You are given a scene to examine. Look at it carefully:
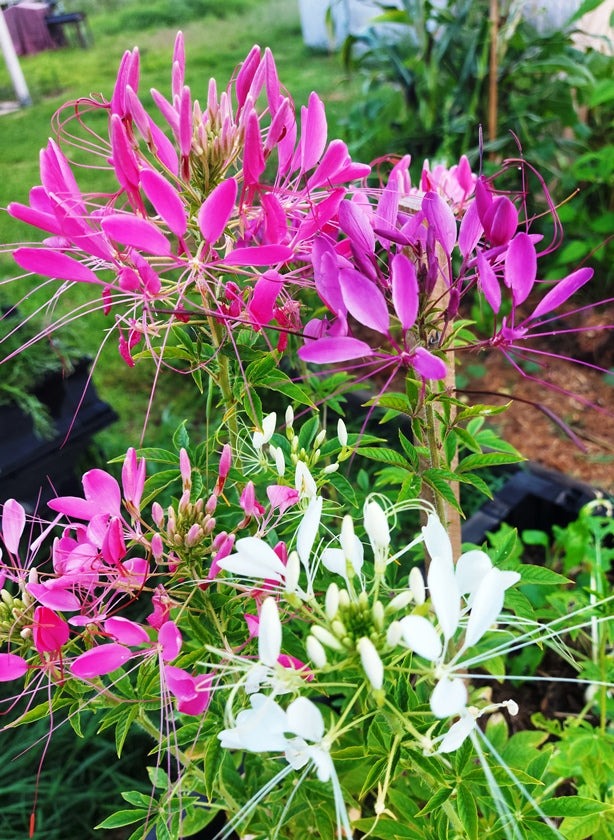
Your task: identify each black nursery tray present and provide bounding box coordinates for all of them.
[461,462,606,545]
[0,359,117,510]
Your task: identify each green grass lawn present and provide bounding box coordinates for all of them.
[0,0,363,454]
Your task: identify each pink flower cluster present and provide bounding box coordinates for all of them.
[0,436,312,715]
[8,34,370,364]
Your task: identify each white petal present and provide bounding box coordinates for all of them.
[295,461,317,499]
[427,554,460,642]
[409,566,426,605]
[296,495,322,565]
[422,512,453,568]
[286,696,325,742]
[437,713,476,753]
[430,677,467,719]
[321,547,348,581]
[218,693,288,752]
[399,614,443,661]
[463,567,519,649]
[455,550,492,600]
[258,596,282,667]
[218,536,286,581]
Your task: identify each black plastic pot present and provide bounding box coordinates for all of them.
[0,358,117,510]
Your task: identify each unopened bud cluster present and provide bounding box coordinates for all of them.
[0,587,33,646]
[307,581,417,700]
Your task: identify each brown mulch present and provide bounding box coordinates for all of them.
[459,303,614,493]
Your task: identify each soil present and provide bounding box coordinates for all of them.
[459,302,614,494]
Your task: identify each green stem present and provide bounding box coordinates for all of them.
[207,314,239,450]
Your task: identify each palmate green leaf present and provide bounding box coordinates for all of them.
[414,786,453,817]
[96,808,150,829]
[398,429,420,469]
[455,784,478,840]
[115,705,140,757]
[359,756,388,799]
[351,816,424,839]
[245,353,278,384]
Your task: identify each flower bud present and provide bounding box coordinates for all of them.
[311,624,344,652]
[386,620,403,647]
[285,405,294,430]
[152,502,165,528]
[325,583,339,620]
[372,600,385,631]
[409,566,426,606]
[337,418,348,448]
[306,634,327,668]
[179,448,192,488]
[387,591,414,613]
[322,463,339,475]
[284,550,301,595]
[357,636,384,691]
[314,429,326,449]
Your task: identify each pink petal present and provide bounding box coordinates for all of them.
[299,92,327,173]
[391,253,419,330]
[158,620,182,662]
[197,177,237,245]
[140,168,187,237]
[422,191,457,255]
[458,200,483,257]
[412,347,448,380]
[7,201,63,236]
[339,269,389,334]
[477,249,501,313]
[110,114,140,190]
[101,214,171,256]
[505,232,536,306]
[529,267,594,321]
[27,582,81,612]
[248,270,283,326]
[243,110,266,186]
[338,199,375,257]
[298,336,372,364]
[0,652,28,681]
[83,469,122,516]
[221,244,293,266]
[266,485,299,514]
[47,495,98,520]
[104,616,150,646]
[70,643,132,678]
[32,606,70,654]
[307,138,349,189]
[236,45,262,107]
[13,247,101,284]
[2,499,26,554]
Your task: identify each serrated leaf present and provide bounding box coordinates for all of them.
[172,421,190,451]
[326,471,358,507]
[454,426,481,453]
[141,469,180,505]
[122,790,155,809]
[356,446,412,469]
[456,784,478,840]
[458,452,524,473]
[415,786,453,817]
[398,429,419,469]
[517,565,571,586]
[365,392,413,415]
[260,372,314,406]
[422,470,462,512]
[115,706,139,757]
[540,797,609,818]
[245,354,278,383]
[359,756,388,799]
